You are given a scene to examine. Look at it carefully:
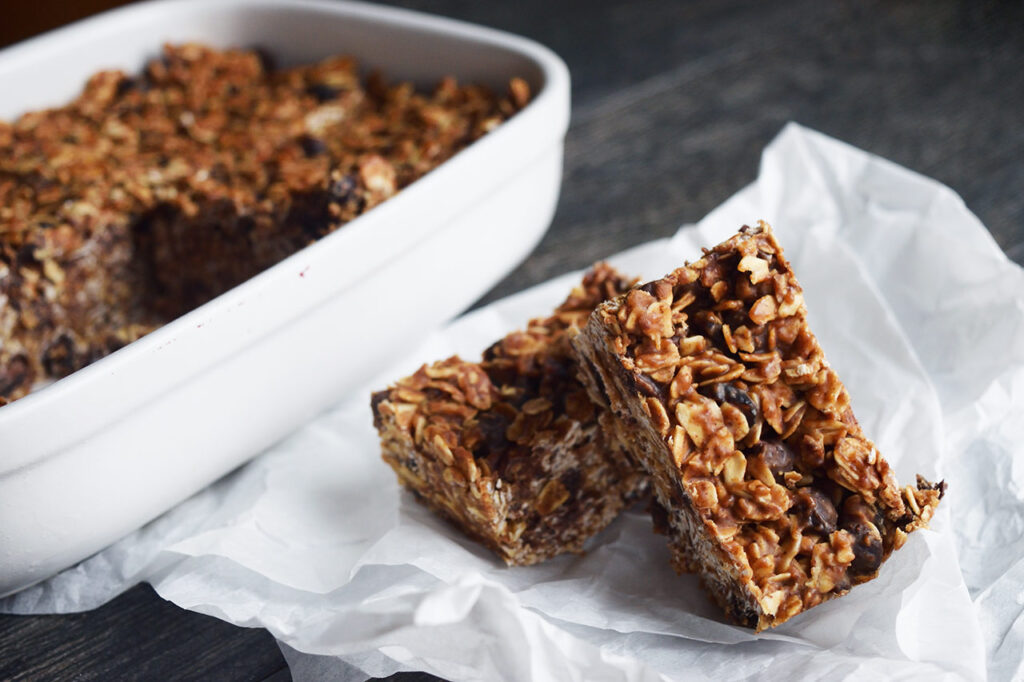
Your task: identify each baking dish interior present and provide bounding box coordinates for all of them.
[0,0,569,470]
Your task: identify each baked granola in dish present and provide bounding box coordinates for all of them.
[572,221,944,630]
[0,43,528,402]
[371,264,650,565]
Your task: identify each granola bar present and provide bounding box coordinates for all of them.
[0,43,528,401]
[572,222,944,630]
[371,265,649,565]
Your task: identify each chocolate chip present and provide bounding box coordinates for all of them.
[705,382,727,403]
[632,371,665,400]
[795,488,837,534]
[0,354,32,398]
[918,476,948,499]
[481,360,517,390]
[115,76,150,97]
[561,468,582,495]
[481,339,501,363]
[845,520,884,576]
[236,215,255,235]
[370,390,389,429]
[638,279,672,300]
[832,573,852,594]
[540,357,572,396]
[16,243,37,267]
[41,334,76,377]
[840,495,885,576]
[692,311,722,341]
[306,83,341,102]
[299,135,327,157]
[705,382,758,422]
[115,77,136,97]
[721,309,750,331]
[329,174,357,203]
[751,439,796,477]
[476,410,512,455]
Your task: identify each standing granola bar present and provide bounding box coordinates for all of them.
[371,265,649,565]
[572,222,944,630]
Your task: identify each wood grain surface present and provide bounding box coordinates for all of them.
[1,0,1022,679]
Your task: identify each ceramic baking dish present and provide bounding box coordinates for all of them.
[0,0,569,596]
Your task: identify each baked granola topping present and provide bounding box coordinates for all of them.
[0,43,528,401]
[372,264,649,565]
[572,221,944,630]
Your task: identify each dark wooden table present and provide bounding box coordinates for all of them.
[2,0,1022,679]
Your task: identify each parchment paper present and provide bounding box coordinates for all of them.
[6,124,1023,681]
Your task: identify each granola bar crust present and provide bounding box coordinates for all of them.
[0,43,528,401]
[371,265,649,566]
[572,222,944,630]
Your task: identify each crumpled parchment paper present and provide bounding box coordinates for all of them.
[5,123,1023,682]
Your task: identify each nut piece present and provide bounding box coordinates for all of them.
[748,295,778,326]
[794,488,838,535]
[738,255,771,284]
[508,77,531,109]
[358,154,397,200]
[535,479,570,515]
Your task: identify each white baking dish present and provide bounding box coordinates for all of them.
[0,0,569,596]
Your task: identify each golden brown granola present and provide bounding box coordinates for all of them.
[371,264,649,565]
[0,43,528,401]
[572,221,944,630]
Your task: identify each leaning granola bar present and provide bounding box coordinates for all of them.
[572,222,944,630]
[371,265,649,565]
